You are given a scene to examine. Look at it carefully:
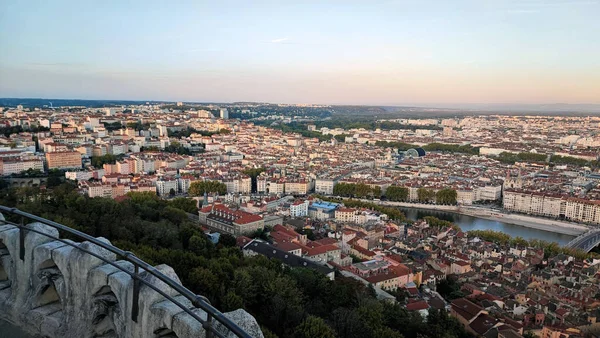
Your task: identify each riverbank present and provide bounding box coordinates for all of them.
[459,208,588,236]
[340,198,590,236]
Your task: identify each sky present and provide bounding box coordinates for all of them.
[1,0,599,106]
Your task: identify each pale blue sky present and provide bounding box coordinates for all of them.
[1,0,599,105]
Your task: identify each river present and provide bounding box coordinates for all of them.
[397,207,576,246]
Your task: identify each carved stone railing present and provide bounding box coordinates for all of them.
[0,206,263,338]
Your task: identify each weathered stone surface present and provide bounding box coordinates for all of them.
[218,309,265,338]
[0,213,263,338]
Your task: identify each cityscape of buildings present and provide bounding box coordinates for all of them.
[0,102,599,337]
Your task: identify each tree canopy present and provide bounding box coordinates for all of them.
[188,180,227,196]
[435,188,457,205]
[0,183,471,338]
[385,186,409,202]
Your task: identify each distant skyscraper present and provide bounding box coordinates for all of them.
[220,108,229,119]
[176,102,183,107]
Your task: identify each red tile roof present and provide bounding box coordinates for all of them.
[406,300,429,311]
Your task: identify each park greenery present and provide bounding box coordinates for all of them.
[497,152,599,167]
[254,121,333,142]
[333,134,351,142]
[374,141,479,155]
[496,152,547,164]
[168,127,232,138]
[126,121,151,131]
[0,183,471,338]
[374,141,419,151]
[91,154,122,168]
[163,141,193,155]
[188,180,227,196]
[422,143,479,155]
[0,125,50,137]
[550,154,599,167]
[103,121,123,131]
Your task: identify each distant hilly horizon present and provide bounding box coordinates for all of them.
[1,97,600,114]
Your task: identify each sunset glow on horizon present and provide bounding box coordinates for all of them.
[1,0,599,106]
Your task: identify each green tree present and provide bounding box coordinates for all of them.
[435,188,457,205]
[386,186,409,202]
[293,316,336,338]
[219,234,237,247]
[371,186,382,198]
[417,188,435,203]
[188,180,227,196]
[333,182,355,197]
[91,154,119,168]
[221,291,244,312]
[354,183,373,198]
[168,197,198,213]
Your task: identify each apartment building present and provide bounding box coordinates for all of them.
[315,179,335,195]
[503,191,563,218]
[289,200,309,218]
[199,204,264,236]
[335,208,357,222]
[564,198,600,224]
[0,158,44,175]
[156,178,178,196]
[285,180,309,195]
[45,151,82,170]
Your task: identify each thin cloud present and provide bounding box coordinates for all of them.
[506,9,541,14]
[27,62,85,67]
[270,37,289,44]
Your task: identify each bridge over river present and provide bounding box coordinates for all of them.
[565,228,600,252]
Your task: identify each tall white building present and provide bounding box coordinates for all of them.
[290,200,309,218]
[220,108,229,120]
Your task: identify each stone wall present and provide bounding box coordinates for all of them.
[0,213,263,338]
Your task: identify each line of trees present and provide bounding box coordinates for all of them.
[188,180,227,196]
[550,154,598,167]
[497,152,547,164]
[385,186,409,201]
[435,188,458,205]
[415,188,457,205]
[0,125,50,137]
[417,188,435,203]
[333,182,381,198]
[422,143,479,155]
[374,141,418,151]
[374,141,479,155]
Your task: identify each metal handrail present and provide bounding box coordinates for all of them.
[0,206,253,338]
